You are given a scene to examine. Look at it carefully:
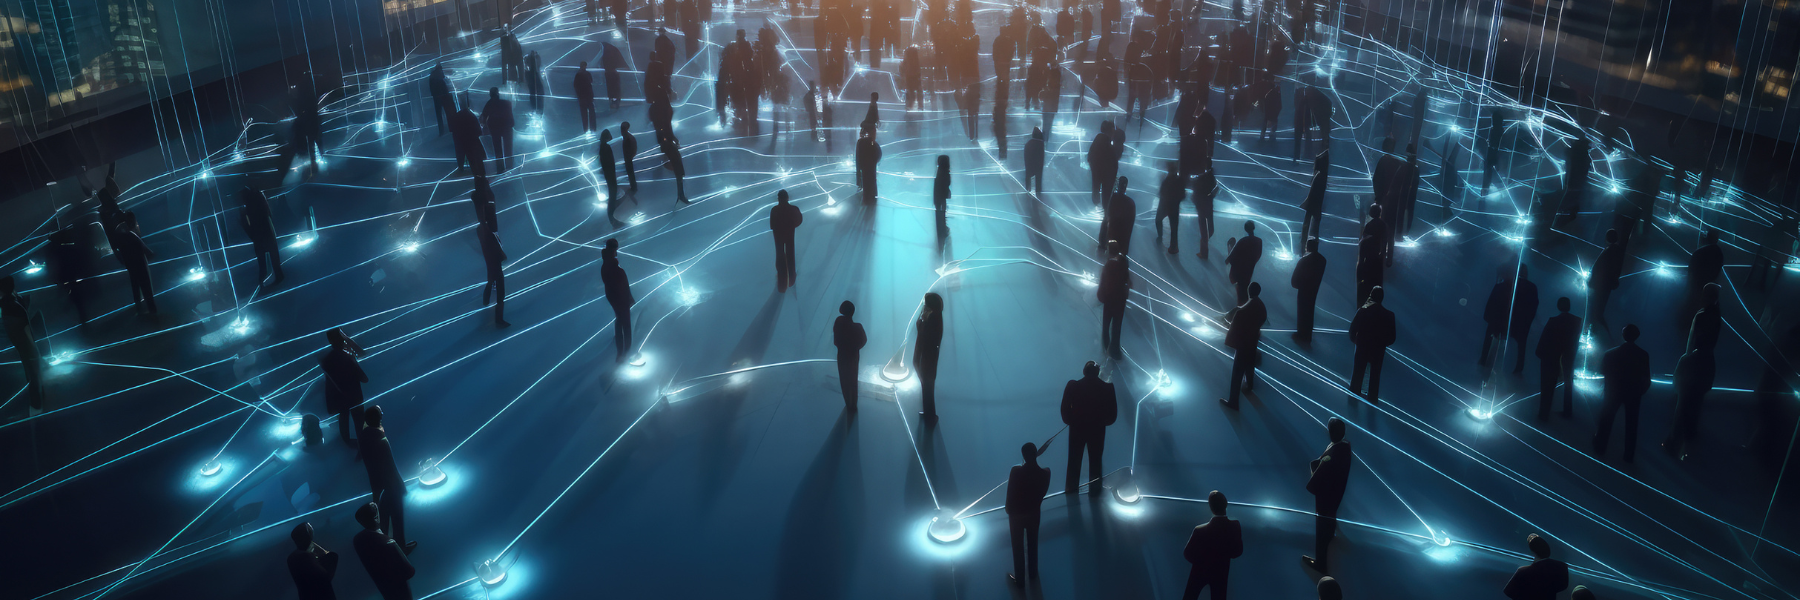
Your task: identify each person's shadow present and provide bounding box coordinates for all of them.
[772,412,864,598]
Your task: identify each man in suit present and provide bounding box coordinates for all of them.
[862,92,881,131]
[574,62,596,133]
[1098,241,1132,357]
[1,277,44,414]
[429,64,454,136]
[1099,176,1137,254]
[1372,136,1403,209]
[359,406,415,554]
[1291,237,1326,341]
[482,87,516,172]
[620,122,640,191]
[450,94,484,174]
[602,239,634,362]
[239,187,285,287]
[1503,534,1569,600]
[1192,167,1218,259]
[1061,361,1118,495]
[1662,342,1715,461]
[834,301,867,412]
[1535,297,1582,420]
[1005,442,1052,586]
[1155,163,1186,254]
[478,217,508,328]
[1181,490,1244,600]
[1594,324,1652,462]
[1348,286,1396,403]
[1225,220,1263,307]
[769,190,803,291]
[856,129,882,201]
[1362,201,1391,268]
[1687,283,1722,352]
[352,502,415,600]
[1219,282,1266,410]
[114,211,157,315]
[1301,154,1328,240]
[1024,127,1046,196]
[1508,266,1540,375]
[288,522,339,600]
[1588,229,1625,327]
[1688,229,1724,289]
[1303,417,1353,574]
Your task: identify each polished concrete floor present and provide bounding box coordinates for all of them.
[3,2,1799,599]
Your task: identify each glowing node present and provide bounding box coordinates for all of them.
[676,287,702,307]
[1273,250,1295,260]
[198,170,212,180]
[419,457,448,488]
[927,510,966,544]
[397,157,411,168]
[1435,228,1455,238]
[24,261,43,275]
[538,149,553,160]
[1180,311,1195,323]
[880,348,910,382]
[1432,530,1453,546]
[48,351,75,366]
[199,459,223,477]
[1078,271,1097,287]
[1114,471,1141,503]
[1153,370,1175,395]
[292,234,317,248]
[375,120,387,132]
[1611,186,1621,194]
[230,318,253,335]
[187,267,207,282]
[1467,408,1493,420]
[1449,125,1462,134]
[826,196,837,206]
[628,352,648,367]
[399,241,421,254]
[476,559,509,587]
[1514,216,1530,225]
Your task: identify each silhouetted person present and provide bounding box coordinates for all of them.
[1479,266,1512,367]
[1193,168,1217,258]
[450,95,484,173]
[1089,123,1117,200]
[1291,237,1325,341]
[1594,324,1651,462]
[1317,576,1344,600]
[1219,282,1266,409]
[429,64,453,136]
[856,129,882,201]
[770,190,803,290]
[288,523,339,600]
[574,61,597,133]
[1373,137,1403,208]
[482,87,515,172]
[1662,343,1714,461]
[1688,283,1722,353]
[599,130,620,220]
[526,51,544,111]
[1225,221,1262,306]
[1503,534,1569,600]
[360,405,414,553]
[1155,162,1185,254]
[352,502,415,600]
[620,122,639,191]
[1348,286,1396,403]
[1301,158,1327,240]
[1181,490,1243,600]
[1023,127,1046,196]
[115,211,157,315]
[1098,241,1131,357]
[240,187,285,286]
[1588,229,1625,327]
[1005,441,1051,586]
[1363,202,1391,267]
[319,328,367,448]
[1573,586,1596,600]
[1303,417,1353,573]
[933,155,952,222]
[915,293,944,423]
[1,277,44,415]
[660,133,690,203]
[601,239,634,362]
[1536,297,1581,420]
[834,301,867,412]
[1482,111,1506,194]
[1061,360,1118,494]
[1508,266,1540,375]
[1099,176,1137,254]
[1688,229,1724,289]
[863,92,880,130]
[478,218,509,327]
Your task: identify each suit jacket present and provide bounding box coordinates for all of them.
[429,70,450,100]
[621,130,638,164]
[833,316,866,357]
[1302,170,1327,213]
[1307,440,1352,507]
[601,258,633,307]
[450,109,483,145]
[478,224,506,267]
[1024,136,1046,173]
[1535,312,1581,361]
[1502,558,1569,600]
[319,348,367,414]
[1105,191,1137,241]
[1483,281,1513,329]
[573,69,594,100]
[288,546,339,600]
[360,426,406,494]
[1225,234,1262,283]
[1291,251,1326,294]
[353,529,415,600]
[1591,243,1624,290]
[770,203,803,239]
[1183,516,1244,576]
[1601,341,1651,401]
[1373,153,1404,204]
[1510,278,1539,338]
[1687,304,1721,352]
[1349,302,1395,349]
[1688,243,1724,286]
[598,142,617,179]
[240,191,279,246]
[482,97,515,133]
[1061,374,1119,434]
[1004,463,1052,517]
[1225,297,1266,351]
[1097,255,1131,306]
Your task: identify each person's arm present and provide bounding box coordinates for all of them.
[1061,381,1076,425]
[1501,567,1524,599]
[389,540,416,579]
[1183,527,1203,564]
[1227,521,1244,558]
[1101,381,1118,426]
[318,546,339,577]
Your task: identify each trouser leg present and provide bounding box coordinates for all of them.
[838,360,858,409]
[1087,433,1104,492]
[1350,351,1368,397]
[611,302,632,358]
[1368,350,1385,402]
[1538,360,1558,419]
[1315,511,1337,567]
[1010,518,1027,576]
[1622,398,1640,462]
[1066,437,1087,492]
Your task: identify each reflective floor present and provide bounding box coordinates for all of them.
[3,2,1798,599]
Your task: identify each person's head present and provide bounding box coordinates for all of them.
[601,129,613,143]
[1117,176,1129,191]
[736,28,746,40]
[1605,229,1619,244]
[123,211,139,227]
[1249,282,1261,298]
[1369,286,1385,304]
[1101,120,1115,134]
[1083,360,1099,377]
[1244,220,1256,235]
[604,238,620,254]
[1107,240,1121,256]
[326,327,357,354]
[0,276,15,295]
[1558,296,1571,313]
[1527,533,1552,559]
[924,292,943,312]
[490,86,501,100]
[1305,237,1319,253]
[579,61,587,69]
[1518,264,1530,281]
[355,502,381,530]
[1571,586,1594,600]
[840,300,855,317]
[1208,490,1228,515]
[1704,229,1718,244]
[938,155,950,169]
[1381,137,1395,152]
[778,189,790,204]
[1368,203,1382,218]
[1317,576,1343,600]
[1622,323,1641,343]
[1702,282,1720,306]
[1033,126,1043,140]
[870,91,879,102]
[364,405,384,428]
[291,522,314,549]
[1168,161,1180,175]
[1406,142,1417,156]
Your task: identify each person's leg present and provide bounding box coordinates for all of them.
[1235,278,1248,306]
[1168,209,1180,251]
[611,303,632,358]
[22,354,43,409]
[493,269,506,323]
[785,239,798,286]
[921,371,936,417]
[1593,394,1622,453]
[1622,397,1640,462]
[839,360,858,410]
[1181,571,1205,600]
[1538,360,1557,420]
[1560,354,1576,415]
[1350,350,1368,398]
[1088,433,1104,493]
[1225,349,1246,407]
[1313,510,1335,569]
[256,249,271,284]
[774,238,788,287]
[1025,516,1041,578]
[1511,333,1528,374]
[626,156,638,190]
[1066,435,1085,493]
[386,490,408,546]
[1369,350,1385,402]
[1010,517,1027,577]
[136,267,157,313]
